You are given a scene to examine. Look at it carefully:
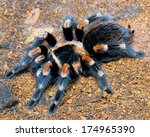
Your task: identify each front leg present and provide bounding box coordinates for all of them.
[28,61,53,109]
[5,47,42,79]
[4,33,53,79]
[48,63,71,114]
[62,16,76,41]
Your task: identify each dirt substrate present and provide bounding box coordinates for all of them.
[0,0,150,120]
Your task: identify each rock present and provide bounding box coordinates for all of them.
[0,81,18,110]
[24,27,54,45]
[24,8,41,25]
[80,115,87,120]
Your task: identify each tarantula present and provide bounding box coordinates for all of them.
[5,12,144,114]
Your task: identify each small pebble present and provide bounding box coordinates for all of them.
[80,116,87,120]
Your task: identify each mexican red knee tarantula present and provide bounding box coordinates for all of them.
[5,12,144,114]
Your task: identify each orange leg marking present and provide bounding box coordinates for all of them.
[43,61,52,76]
[82,55,93,62]
[61,63,70,78]
[36,55,45,62]
[82,55,95,66]
[29,47,41,57]
[93,45,104,52]
[77,20,89,29]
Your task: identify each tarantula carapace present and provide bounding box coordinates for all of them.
[5,12,144,114]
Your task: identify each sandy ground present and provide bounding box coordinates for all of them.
[0,0,150,120]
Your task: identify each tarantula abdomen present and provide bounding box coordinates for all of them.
[82,22,144,61]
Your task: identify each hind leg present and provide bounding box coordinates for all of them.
[123,44,144,58]
[110,44,145,58]
[95,43,145,60]
[100,55,123,63]
[84,44,144,64]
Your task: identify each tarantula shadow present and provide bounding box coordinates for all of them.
[5,12,144,114]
